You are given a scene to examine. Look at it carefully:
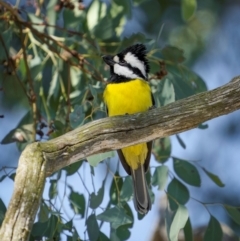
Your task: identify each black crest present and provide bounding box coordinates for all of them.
[119,43,150,74]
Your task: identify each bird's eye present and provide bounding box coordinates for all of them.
[120,60,125,64]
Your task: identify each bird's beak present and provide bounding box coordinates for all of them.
[102,55,115,66]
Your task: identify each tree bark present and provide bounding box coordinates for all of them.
[0,76,240,241]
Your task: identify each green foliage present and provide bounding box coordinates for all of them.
[183,218,193,241]
[181,0,197,21]
[97,206,132,229]
[69,189,86,216]
[1,111,34,148]
[90,183,104,209]
[64,161,83,176]
[49,179,58,199]
[198,123,209,129]
[176,134,187,149]
[204,216,223,241]
[202,167,225,187]
[151,77,175,108]
[169,205,189,241]
[0,0,237,241]
[30,214,63,240]
[109,173,123,205]
[168,178,190,211]
[173,158,201,187]
[120,176,133,202]
[38,201,49,223]
[0,198,6,226]
[69,105,85,129]
[152,165,168,190]
[87,151,115,167]
[87,214,99,241]
[224,206,240,225]
[152,137,171,163]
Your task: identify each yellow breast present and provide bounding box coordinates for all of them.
[103,79,152,116]
[103,79,152,169]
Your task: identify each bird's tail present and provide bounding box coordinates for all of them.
[131,165,152,214]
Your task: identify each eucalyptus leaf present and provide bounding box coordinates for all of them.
[0,174,7,182]
[64,161,83,176]
[173,158,201,187]
[181,0,197,21]
[110,228,121,241]
[167,178,190,211]
[87,151,115,167]
[1,128,17,144]
[183,218,193,241]
[165,206,176,241]
[31,215,59,238]
[161,46,185,63]
[47,215,60,239]
[90,183,104,209]
[69,105,85,129]
[69,190,85,216]
[27,13,45,32]
[29,56,43,81]
[116,225,131,240]
[167,64,207,100]
[49,179,57,199]
[152,137,171,163]
[169,205,188,241]
[1,110,33,144]
[152,165,168,190]
[198,123,209,129]
[9,172,16,181]
[46,0,58,35]
[0,28,12,60]
[204,216,223,241]
[113,0,132,18]
[47,68,60,102]
[120,176,133,202]
[31,221,49,237]
[38,201,49,223]
[202,168,225,187]
[97,206,132,229]
[63,4,84,30]
[0,198,6,226]
[97,231,110,241]
[63,220,73,231]
[160,78,175,106]
[93,16,115,40]
[87,0,107,31]
[121,202,134,229]
[224,205,240,225]
[176,134,186,149]
[86,214,100,241]
[109,174,123,205]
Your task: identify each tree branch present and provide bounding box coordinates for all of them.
[44,76,240,175]
[1,76,240,240]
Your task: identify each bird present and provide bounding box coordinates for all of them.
[102,43,154,214]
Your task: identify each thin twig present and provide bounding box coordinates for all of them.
[18,22,37,140]
[66,63,71,125]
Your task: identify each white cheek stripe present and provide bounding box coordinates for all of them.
[113,55,119,63]
[114,64,142,79]
[124,52,146,78]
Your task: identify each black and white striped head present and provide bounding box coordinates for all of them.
[102,44,150,83]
